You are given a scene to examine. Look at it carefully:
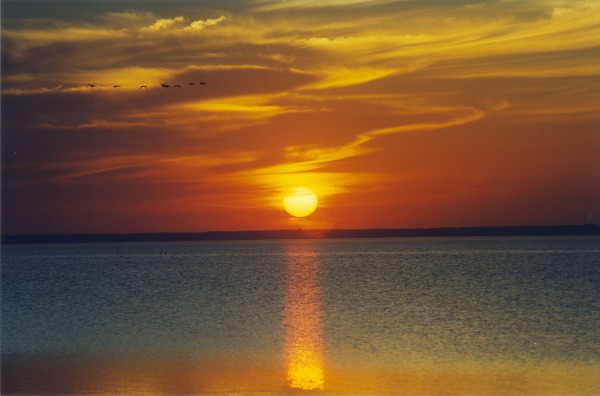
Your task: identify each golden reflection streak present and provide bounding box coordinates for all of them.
[283,244,325,390]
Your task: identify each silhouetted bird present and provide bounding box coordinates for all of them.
[87,84,96,87]
[140,85,148,89]
[200,82,207,85]
[188,82,195,85]
[161,83,170,88]
[173,84,181,88]
[113,85,121,88]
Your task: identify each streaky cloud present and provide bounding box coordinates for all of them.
[141,16,186,32]
[185,16,227,31]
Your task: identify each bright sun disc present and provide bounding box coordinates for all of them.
[283,188,318,217]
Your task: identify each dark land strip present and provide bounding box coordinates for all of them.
[2,224,599,244]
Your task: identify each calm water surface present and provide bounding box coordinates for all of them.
[2,237,599,394]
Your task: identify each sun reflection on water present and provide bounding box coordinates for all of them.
[284,245,325,390]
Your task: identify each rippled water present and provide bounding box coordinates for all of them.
[2,237,599,394]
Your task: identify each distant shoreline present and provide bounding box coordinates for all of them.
[2,224,599,244]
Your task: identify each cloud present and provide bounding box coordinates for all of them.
[179,92,305,116]
[281,103,492,170]
[2,26,129,49]
[140,15,227,34]
[185,16,227,31]
[141,16,186,32]
[251,0,399,12]
[101,10,155,25]
[300,66,397,90]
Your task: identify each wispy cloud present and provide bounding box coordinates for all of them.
[141,16,186,32]
[185,16,227,31]
[140,15,227,33]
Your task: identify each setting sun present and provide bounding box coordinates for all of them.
[283,188,318,218]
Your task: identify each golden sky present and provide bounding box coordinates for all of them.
[2,0,599,234]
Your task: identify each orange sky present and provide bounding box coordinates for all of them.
[2,0,599,234]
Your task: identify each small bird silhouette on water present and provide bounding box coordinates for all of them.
[161,83,170,88]
[87,84,96,87]
[173,84,181,88]
[140,85,148,89]
[112,85,121,88]
[200,81,207,85]
[188,82,195,85]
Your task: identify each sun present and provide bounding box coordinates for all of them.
[283,188,318,217]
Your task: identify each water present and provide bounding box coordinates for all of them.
[2,237,599,395]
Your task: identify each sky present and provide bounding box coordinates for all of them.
[2,0,599,234]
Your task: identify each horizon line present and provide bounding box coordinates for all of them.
[2,224,599,244]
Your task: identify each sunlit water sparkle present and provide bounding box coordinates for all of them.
[2,237,599,394]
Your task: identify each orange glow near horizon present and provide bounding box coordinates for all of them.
[283,244,325,390]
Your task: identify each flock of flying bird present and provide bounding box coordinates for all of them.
[86,81,207,89]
